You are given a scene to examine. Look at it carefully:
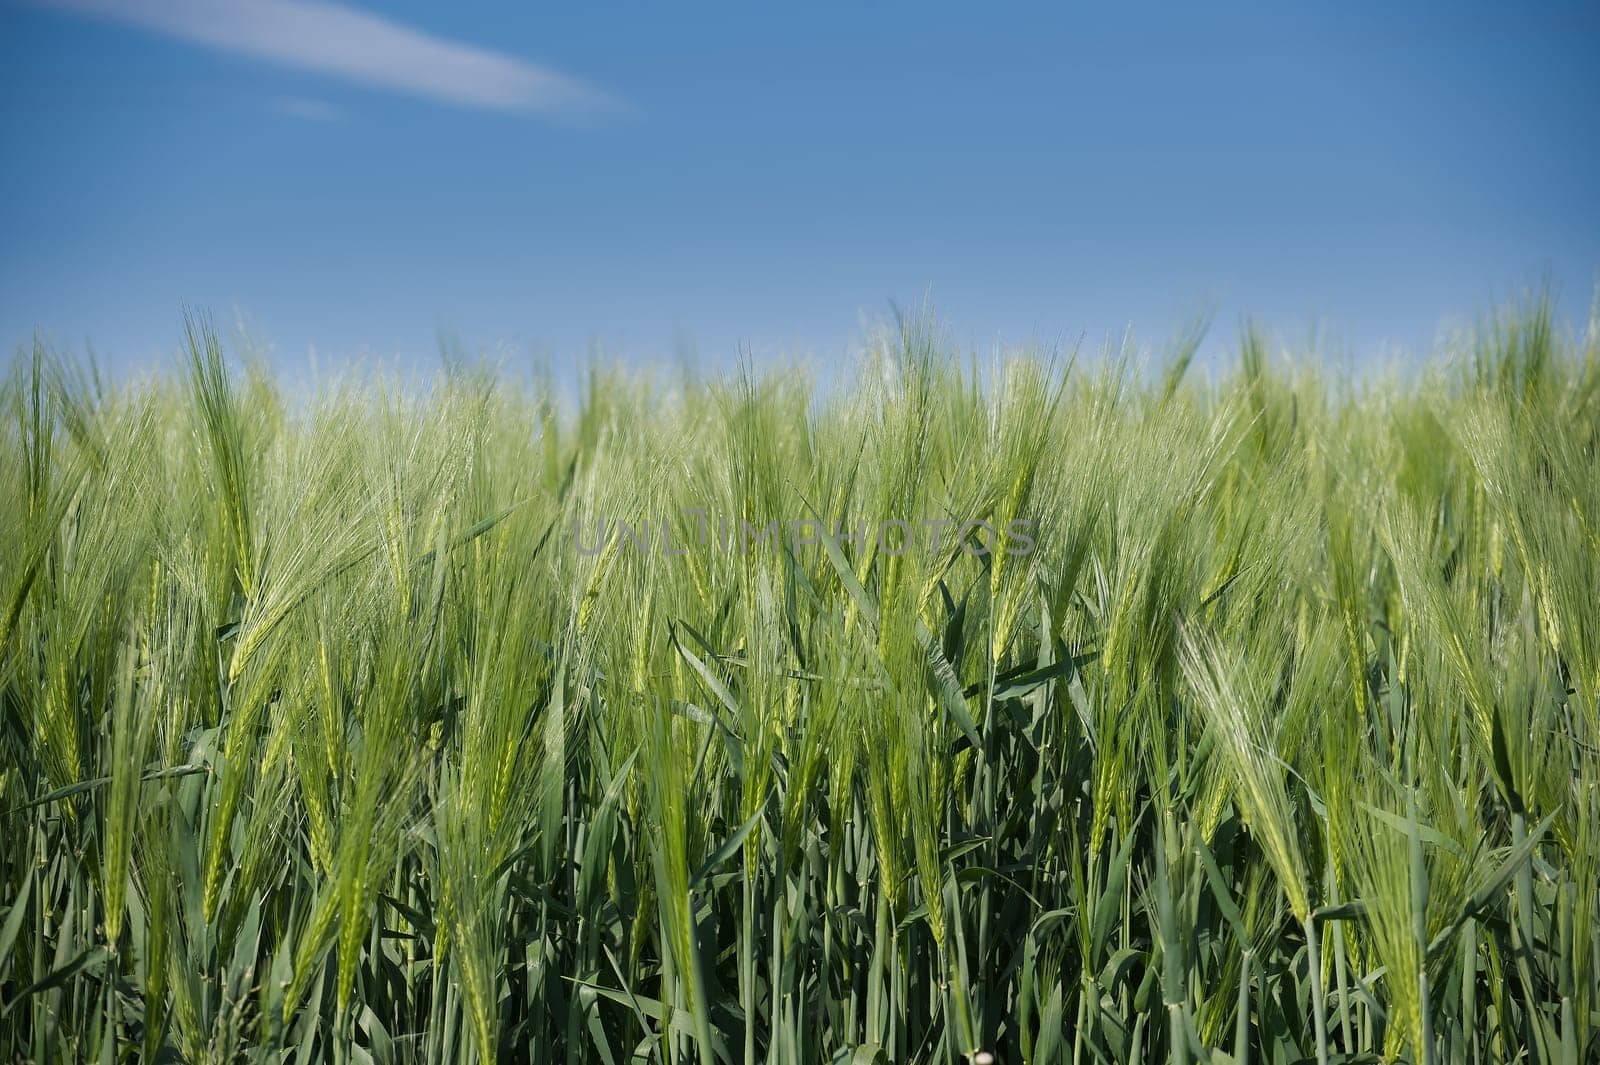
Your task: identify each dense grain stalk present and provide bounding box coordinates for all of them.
[1,302,1597,1062]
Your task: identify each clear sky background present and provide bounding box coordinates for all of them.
[2,1,1597,377]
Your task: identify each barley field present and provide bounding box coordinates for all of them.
[1,303,1597,1064]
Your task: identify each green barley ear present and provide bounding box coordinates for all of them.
[101,635,154,948]
[987,355,1066,662]
[1339,777,1453,1063]
[1181,629,1313,923]
[183,314,256,600]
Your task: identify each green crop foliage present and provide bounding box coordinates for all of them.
[2,298,1598,1063]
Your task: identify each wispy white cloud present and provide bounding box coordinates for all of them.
[36,0,622,116]
[270,94,343,122]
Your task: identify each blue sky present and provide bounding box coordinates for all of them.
[2,1,1597,376]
